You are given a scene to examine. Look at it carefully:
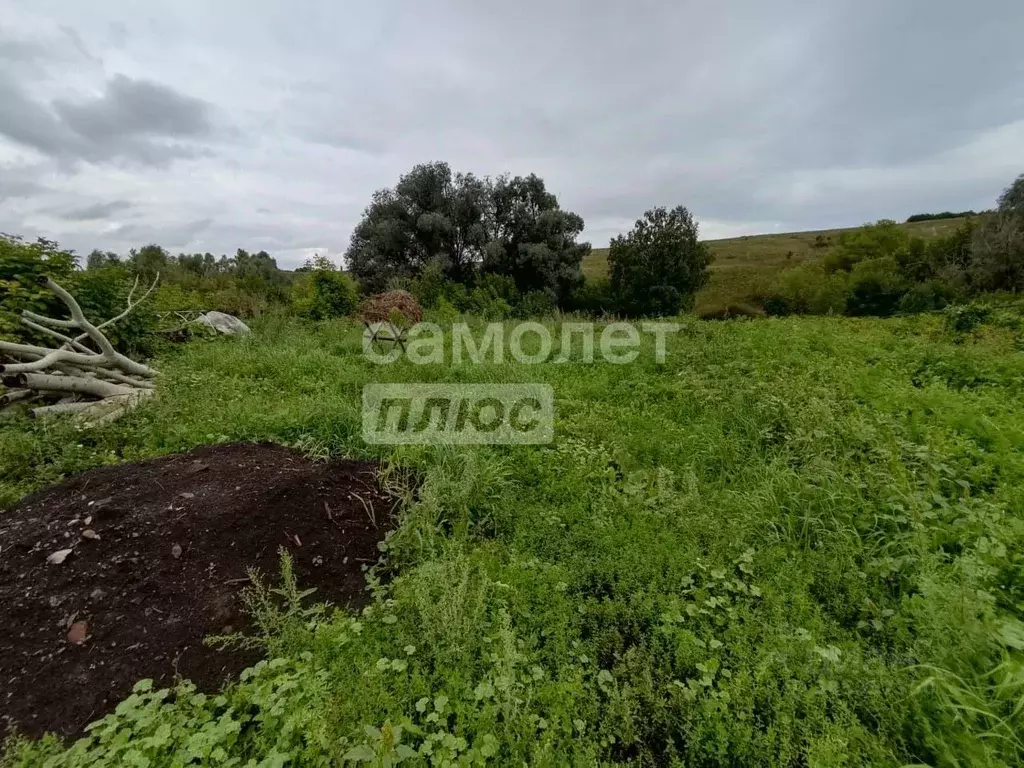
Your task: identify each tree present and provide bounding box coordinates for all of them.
[345,162,489,292]
[608,206,712,316]
[86,249,121,269]
[345,162,590,304]
[299,254,338,272]
[481,173,589,303]
[969,214,1024,292]
[130,244,169,278]
[997,173,1024,217]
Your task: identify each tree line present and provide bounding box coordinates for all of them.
[762,173,1024,317]
[4,164,1022,345]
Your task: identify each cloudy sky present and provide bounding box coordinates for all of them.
[1,1,1022,269]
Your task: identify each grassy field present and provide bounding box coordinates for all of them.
[584,218,972,316]
[4,308,1024,766]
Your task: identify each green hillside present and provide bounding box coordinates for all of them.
[583,217,973,316]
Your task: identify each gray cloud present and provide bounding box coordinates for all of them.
[61,200,133,220]
[0,29,215,168]
[0,0,1022,267]
[54,75,211,142]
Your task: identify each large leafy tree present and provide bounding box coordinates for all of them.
[345,162,489,292]
[345,162,589,303]
[481,173,589,303]
[997,173,1024,217]
[608,206,712,317]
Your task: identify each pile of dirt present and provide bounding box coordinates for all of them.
[0,443,397,739]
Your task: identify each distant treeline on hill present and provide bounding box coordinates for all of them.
[906,211,980,223]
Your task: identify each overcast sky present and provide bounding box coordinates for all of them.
[1,1,1022,269]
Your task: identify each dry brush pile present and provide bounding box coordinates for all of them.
[0,275,159,427]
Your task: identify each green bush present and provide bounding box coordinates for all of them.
[569,277,617,316]
[0,235,76,343]
[69,267,159,357]
[944,302,991,333]
[465,273,517,319]
[898,280,959,313]
[292,270,359,320]
[763,264,848,316]
[845,257,909,316]
[824,220,910,273]
[514,290,557,318]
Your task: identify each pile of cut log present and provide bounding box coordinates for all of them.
[0,276,159,427]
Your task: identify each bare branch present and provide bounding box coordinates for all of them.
[81,272,159,341]
[19,318,94,353]
[21,310,77,330]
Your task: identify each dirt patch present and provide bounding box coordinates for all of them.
[0,442,396,739]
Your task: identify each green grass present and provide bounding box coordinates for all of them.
[583,218,973,316]
[4,308,1024,766]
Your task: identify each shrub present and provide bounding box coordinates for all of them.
[69,266,159,357]
[897,280,959,313]
[293,270,359,320]
[406,259,449,309]
[762,264,848,316]
[608,206,712,317]
[825,220,909,273]
[464,273,517,319]
[944,302,991,333]
[515,290,557,318]
[569,278,617,316]
[845,257,909,316]
[0,235,76,342]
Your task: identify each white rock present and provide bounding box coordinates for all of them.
[46,548,73,565]
[195,311,251,335]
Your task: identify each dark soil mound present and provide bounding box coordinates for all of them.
[0,443,396,739]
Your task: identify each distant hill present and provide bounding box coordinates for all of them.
[582,217,974,316]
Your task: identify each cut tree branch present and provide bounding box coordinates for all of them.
[1,275,161,426]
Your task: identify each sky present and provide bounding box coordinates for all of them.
[1,1,1022,269]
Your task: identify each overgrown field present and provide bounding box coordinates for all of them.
[4,308,1024,766]
[583,217,972,316]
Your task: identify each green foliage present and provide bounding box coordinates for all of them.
[481,173,589,303]
[0,235,76,342]
[969,214,1024,292]
[345,162,589,305]
[68,267,159,357]
[464,273,516,319]
[292,265,358,320]
[608,205,712,317]
[345,162,493,292]
[845,256,910,317]
[762,263,849,316]
[997,172,1024,217]
[907,211,978,223]
[568,277,617,316]
[514,290,557,319]
[6,310,1024,765]
[824,219,910,273]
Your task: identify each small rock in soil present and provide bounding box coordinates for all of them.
[46,549,73,565]
[67,621,87,645]
[171,543,182,559]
